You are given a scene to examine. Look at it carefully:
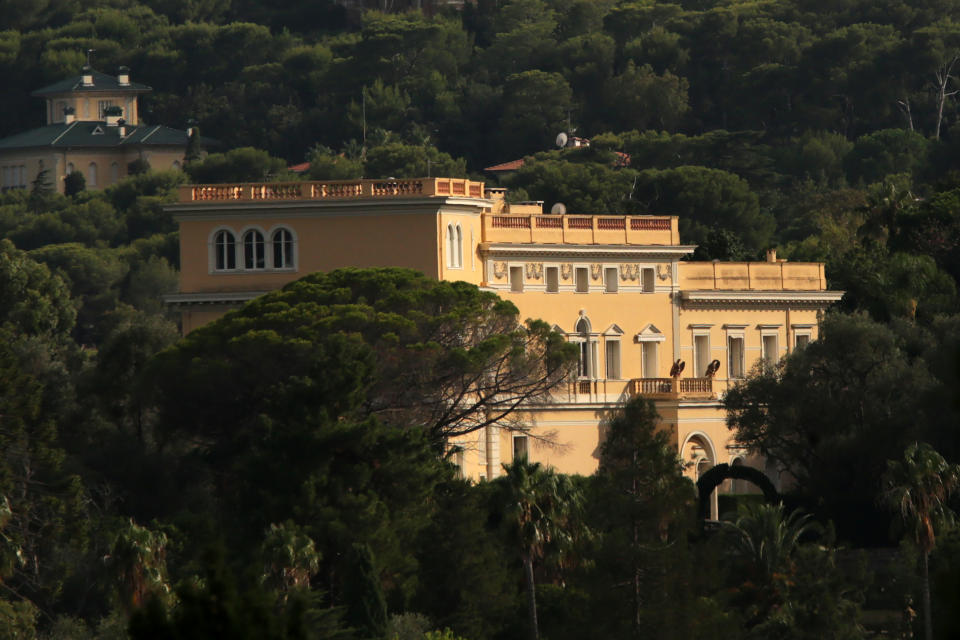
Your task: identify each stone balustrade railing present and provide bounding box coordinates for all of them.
[179,178,485,202]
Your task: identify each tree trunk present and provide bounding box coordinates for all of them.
[922,551,933,640]
[934,56,959,141]
[524,554,539,640]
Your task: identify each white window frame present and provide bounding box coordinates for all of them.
[509,265,524,292]
[724,324,748,380]
[544,265,559,293]
[641,267,655,293]
[574,266,589,293]
[241,227,267,270]
[603,324,624,380]
[269,226,297,270]
[792,324,813,352]
[211,227,237,272]
[759,325,781,368]
[512,435,529,461]
[636,323,666,378]
[572,315,597,379]
[604,266,619,293]
[691,325,713,377]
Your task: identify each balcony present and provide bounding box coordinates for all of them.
[177,177,486,203]
[482,214,679,245]
[628,377,715,400]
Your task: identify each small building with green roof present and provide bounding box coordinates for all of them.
[0,65,194,193]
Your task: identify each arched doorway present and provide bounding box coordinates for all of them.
[695,463,779,520]
[682,433,718,519]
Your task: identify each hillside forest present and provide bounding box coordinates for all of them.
[5,0,960,638]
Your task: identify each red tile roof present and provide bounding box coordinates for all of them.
[484,159,525,172]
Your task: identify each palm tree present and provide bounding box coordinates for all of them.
[496,456,585,640]
[880,442,960,640]
[724,502,819,579]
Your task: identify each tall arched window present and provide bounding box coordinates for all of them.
[272,228,294,269]
[214,230,236,270]
[87,162,97,187]
[66,163,74,175]
[455,224,463,268]
[243,230,265,269]
[446,224,457,268]
[574,316,595,378]
[110,162,119,184]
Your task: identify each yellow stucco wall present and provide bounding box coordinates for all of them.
[0,147,185,194]
[168,180,842,491]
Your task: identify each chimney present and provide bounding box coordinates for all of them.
[104,105,123,126]
[117,65,130,86]
[766,248,777,263]
[81,64,93,87]
[63,106,75,124]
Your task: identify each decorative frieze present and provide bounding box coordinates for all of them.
[526,263,543,280]
[493,262,507,279]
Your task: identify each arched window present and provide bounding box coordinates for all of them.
[446,224,456,268]
[455,224,463,268]
[66,163,74,175]
[272,228,294,269]
[87,162,97,187]
[243,230,265,269]
[110,162,119,184]
[574,316,595,378]
[214,230,236,270]
[172,160,181,170]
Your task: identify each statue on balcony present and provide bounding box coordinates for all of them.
[669,359,685,377]
[705,359,721,378]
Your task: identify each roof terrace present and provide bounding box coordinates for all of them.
[177,177,486,202]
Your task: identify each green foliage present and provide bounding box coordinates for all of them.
[631,166,774,252]
[184,147,288,183]
[64,171,86,197]
[341,543,388,639]
[0,239,76,338]
[364,142,467,179]
[724,312,942,542]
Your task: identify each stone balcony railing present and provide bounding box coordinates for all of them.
[628,377,715,400]
[483,214,680,245]
[178,178,485,203]
[569,377,716,401]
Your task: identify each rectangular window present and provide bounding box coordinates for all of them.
[452,448,465,479]
[98,100,115,119]
[604,267,618,293]
[641,268,655,293]
[513,436,528,461]
[728,336,745,379]
[575,267,589,292]
[605,340,621,379]
[694,334,710,377]
[795,333,810,350]
[510,266,524,292]
[642,341,658,378]
[762,334,779,367]
[545,266,559,292]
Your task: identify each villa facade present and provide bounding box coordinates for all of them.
[0,66,192,193]
[166,177,842,517]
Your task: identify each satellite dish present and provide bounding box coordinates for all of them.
[555,132,568,148]
[550,202,567,215]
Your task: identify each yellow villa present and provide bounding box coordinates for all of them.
[0,65,194,193]
[166,177,842,517]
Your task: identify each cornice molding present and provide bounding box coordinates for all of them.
[168,196,489,221]
[680,289,844,308]
[481,243,697,260]
[165,291,269,307]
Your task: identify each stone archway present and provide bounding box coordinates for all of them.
[696,463,779,520]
